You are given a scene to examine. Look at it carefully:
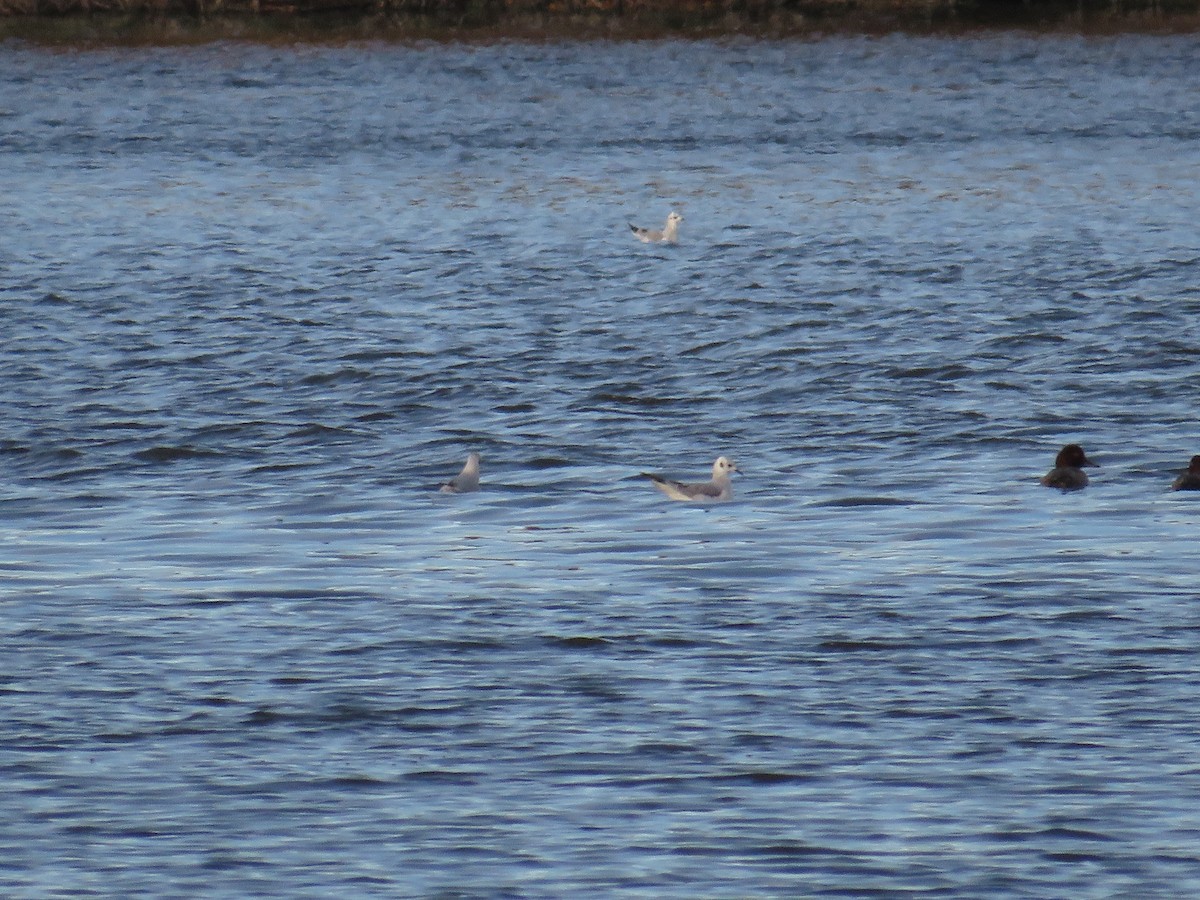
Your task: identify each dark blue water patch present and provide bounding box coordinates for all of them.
[543,635,614,649]
[812,497,920,508]
[815,639,904,653]
[132,445,223,464]
[400,769,483,785]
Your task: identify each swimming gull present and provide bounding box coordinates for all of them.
[643,456,739,502]
[630,211,682,244]
[439,452,481,493]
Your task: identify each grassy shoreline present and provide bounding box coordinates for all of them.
[3,1,1199,45]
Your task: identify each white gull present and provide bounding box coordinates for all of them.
[643,456,739,502]
[439,452,481,493]
[629,211,682,244]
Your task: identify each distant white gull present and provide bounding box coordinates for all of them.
[643,456,739,502]
[439,452,481,493]
[629,211,682,244]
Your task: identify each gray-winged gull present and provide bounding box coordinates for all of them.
[643,456,739,502]
[630,211,682,244]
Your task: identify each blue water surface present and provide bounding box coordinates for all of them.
[2,34,1200,897]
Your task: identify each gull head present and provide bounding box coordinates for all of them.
[712,456,739,478]
[667,211,683,225]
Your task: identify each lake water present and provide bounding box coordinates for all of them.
[3,33,1200,897]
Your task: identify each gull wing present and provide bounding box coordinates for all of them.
[644,474,723,501]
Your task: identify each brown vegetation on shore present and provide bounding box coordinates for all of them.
[1,0,1198,43]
